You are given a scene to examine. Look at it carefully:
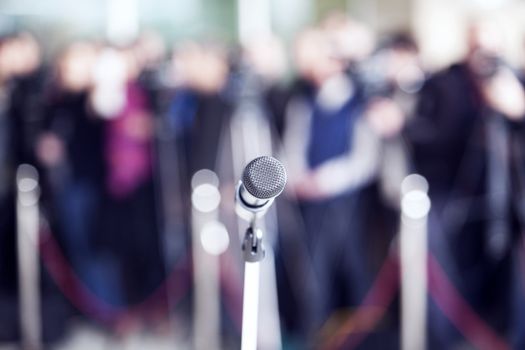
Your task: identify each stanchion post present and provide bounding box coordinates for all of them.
[191,170,228,350]
[400,174,431,350]
[16,164,42,350]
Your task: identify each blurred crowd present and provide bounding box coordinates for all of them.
[1,11,525,349]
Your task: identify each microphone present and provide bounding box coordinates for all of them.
[236,156,287,220]
[236,157,286,350]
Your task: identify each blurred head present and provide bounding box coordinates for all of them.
[93,47,128,86]
[134,30,166,69]
[0,37,13,82]
[0,32,41,81]
[174,41,229,94]
[321,13,375,65]
[380,33,421,84]
[243,35,287,83]
[90,47,128,117]
[11,33,41,77]
[467,18,506,58]
[466,18,512,78]
[120,46,142,81]
[294,28,344,86]
[57,41,98,93]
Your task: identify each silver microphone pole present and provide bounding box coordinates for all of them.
[236,156,286,350]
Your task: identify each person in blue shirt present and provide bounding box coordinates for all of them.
[279,27,381,342]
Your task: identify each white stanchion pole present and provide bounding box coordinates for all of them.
[191,170,226,350]
[16,164,42,350]
[400,174,431,350]
[241,261,261,350]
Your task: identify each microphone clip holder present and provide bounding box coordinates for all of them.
[242,226,265,263]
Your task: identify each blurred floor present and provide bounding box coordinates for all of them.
[0,323,191,350]
[51,324,188,350]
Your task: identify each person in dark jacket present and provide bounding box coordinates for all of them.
[36,42,120,317]
[0,33,54,340]
[407,20,525,349]
[99,47,165,312]
[169,42,232,180]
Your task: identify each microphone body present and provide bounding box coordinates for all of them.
[235,156,287,221]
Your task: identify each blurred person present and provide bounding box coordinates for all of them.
[407,18,525,349]
[511,45,525,350]
[0,35,21,341]
[0,37,12,224]
[321,12,376,68]
[134,31,167,73]
[166,41,237,341]
[278,27,381,344]
[358,29,424,287]
[0,32,50,341]
[168,41,232,177]
[360,33,423,108]
[325,34,425,346]
[163,43,204,248]
[6,32,46,167]
[241,35,290,137]
[93,46,166,330]
[91,47,128,118]
[360,32,424,221]
[36,41,121,319]
[133,31,169,115]
[167,41,232,239]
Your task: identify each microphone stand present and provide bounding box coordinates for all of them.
[235,156,286,350]
[241,219,265,350]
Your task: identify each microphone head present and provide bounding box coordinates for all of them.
[242,156,287,200]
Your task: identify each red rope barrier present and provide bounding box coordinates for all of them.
[39,226,191,327]
[322,254,400,349]
[427,254,510,350]
[38,220,513,348]
[322,251,512,350]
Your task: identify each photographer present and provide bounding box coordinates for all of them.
[407,19,525,349]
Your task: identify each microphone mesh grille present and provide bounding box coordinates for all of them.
[242,156,287,199]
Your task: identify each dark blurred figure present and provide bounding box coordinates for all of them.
[344,33,424,345]
[241,35,290,137]
[360,32,423,262]
[6,33,46,166]
[278,26,380,344]
[0,37,13,253]
[93,46,166,329]
[407,19,525,349]
[321,13,376,71]
[512,35,525,349]
[133,31,169,116]
[0,32,47,341]
[167,41,236,340]
[360,33,423,108]
[169,42,232,178]
[166,48,232,310]
[36,42,121,317]
[0,34,20,342]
